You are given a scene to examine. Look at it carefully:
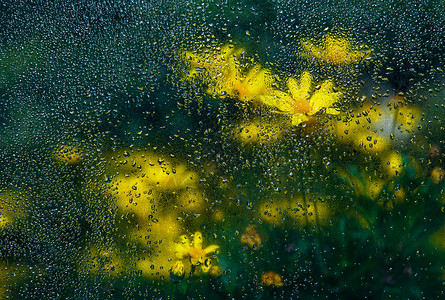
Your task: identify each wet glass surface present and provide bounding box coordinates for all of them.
[0,1,444,299]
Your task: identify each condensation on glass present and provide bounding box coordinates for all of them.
[0,1,444,299]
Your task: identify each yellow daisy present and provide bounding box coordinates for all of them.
[261,71,341,125]
[174,232,219,272]
[301,34,371,65]
[185,44,275,102]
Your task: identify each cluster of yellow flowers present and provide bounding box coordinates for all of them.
[78,149,221,280]
[332,96,422,155]
[331,95,423,205]
[183,33,368,126]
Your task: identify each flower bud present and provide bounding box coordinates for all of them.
[170,261,185,282]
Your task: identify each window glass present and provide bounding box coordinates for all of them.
[1,1,444,298]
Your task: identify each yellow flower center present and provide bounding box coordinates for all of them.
[189,246,206,263]
[293,100,312,114]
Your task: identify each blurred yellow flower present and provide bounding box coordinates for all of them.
[261,271,284,287]
[135,214,185,280]
[185,44,275,102]
[174,232,219,271]
[185,43,242,80]
[259,199,287,225]
[331,99,422,155]
[286,197,331,226]
[261,71,341,125]
[106,150,198,191]
[381,151,404,177]
[240,225,262,249]
[110,175,157,219]
[430,167,445,184]
[353,132,391,154]
[177,189,207,213]
[301,33,371,65]
[391,99,422,133]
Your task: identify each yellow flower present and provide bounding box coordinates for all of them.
[228,64,275,102]
[174,232,219,271]
[185,44,275,102]
[261,71,341,125]
[170,260,185,281]
[259,199,287,225]
[185,43,242,80]
[353,132,391,154]
[301,33,371,65]
[286,197,331,226]
[261,271,284,287]
[240,225,262,249]
[330,99,422,155]
[381,151,404,177]
[431,167,445,184]
[177,189,207,213]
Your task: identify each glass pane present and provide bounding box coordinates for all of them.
[1,1,444,298]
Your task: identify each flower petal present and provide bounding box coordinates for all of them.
[309,79,340,115]
[203,245,220,255]
[291,114,309,125]
[174,243,190,259]
[288,71,311,101]
[192,232,203,248]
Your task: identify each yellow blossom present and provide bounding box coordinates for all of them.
[431,167,445,184]
[185,43,242,80]
[240,225,262,249]
[286,197,331,226]
[331,99,422,155]
[174,232,219,271]
[381,151,404,177]
[259,199,287,225]
[170,261,185,281]
[136,216,184,280]
[185,44,275,102]
[353,132,391,154]
[106,150,198,190]
[260,71,341,125]
[228,64,275,102]
[261,271,284,287]
[301,33,371,65]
